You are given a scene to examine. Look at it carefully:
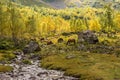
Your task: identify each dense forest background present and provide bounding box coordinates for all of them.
[0,0,120,46]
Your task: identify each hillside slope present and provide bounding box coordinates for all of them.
[42,0,120,9]
[4,0,120,9]
[11,0,52,8]
[42,0,82,9]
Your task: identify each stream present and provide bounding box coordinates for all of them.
[0,54,78,80]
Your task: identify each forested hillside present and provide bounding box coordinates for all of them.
[0,0,120,44]
[0,0,120,80]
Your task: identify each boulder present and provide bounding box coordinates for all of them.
[23,41,41,54]
[78,30,99,44]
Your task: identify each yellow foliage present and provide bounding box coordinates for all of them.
[89,19,101,31]
[0,2,120,39]
[54,17,70,33]
[114,14,120,29]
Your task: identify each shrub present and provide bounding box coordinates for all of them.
[22,59,32,65]
[0,40,14,50]
[2,53,16,60]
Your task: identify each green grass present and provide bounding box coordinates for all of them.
[0,53,4,61]
[0,52,15,72]
[0,50,16,60]
[0,50,16,64]
[0,65,13,72]
[41,51,120,80]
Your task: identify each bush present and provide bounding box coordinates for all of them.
[2,53,16,60]
[0,40,14,50]
[22,59,32,65]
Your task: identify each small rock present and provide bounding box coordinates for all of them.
[29,76,36,80]
[19,73,24,76]
[30,54,41,60]
[13,50,24,55]
[10,74,18,78]
[37,72,48,77]
[66,55,76,59]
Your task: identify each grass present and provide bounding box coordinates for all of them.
[0,65,13,72]
[0,50,16,62]
[0,53,16,64]
[41,51,120,80]
[0,52,14,72]
[0,51,15,72]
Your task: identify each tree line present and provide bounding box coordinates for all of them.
[0,1,120,46]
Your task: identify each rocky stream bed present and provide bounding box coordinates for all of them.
[0,54,78,80]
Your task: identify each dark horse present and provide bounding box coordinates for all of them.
[66,39,76,45]
[46,40,53,45]
[58,38,64,43]
[40,38,45,41]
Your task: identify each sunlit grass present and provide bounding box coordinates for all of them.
[0,65,13,72]
[41,51,120,80]
[0,53,14,72]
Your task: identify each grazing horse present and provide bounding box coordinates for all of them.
[58,38,64,43]
[46,41,53,45]
[66,39,76,45]
[40,38,45,41]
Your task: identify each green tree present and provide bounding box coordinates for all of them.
[8,1,25,46]
[104,4,115,32]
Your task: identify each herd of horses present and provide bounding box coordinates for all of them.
[40,37,76,45]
